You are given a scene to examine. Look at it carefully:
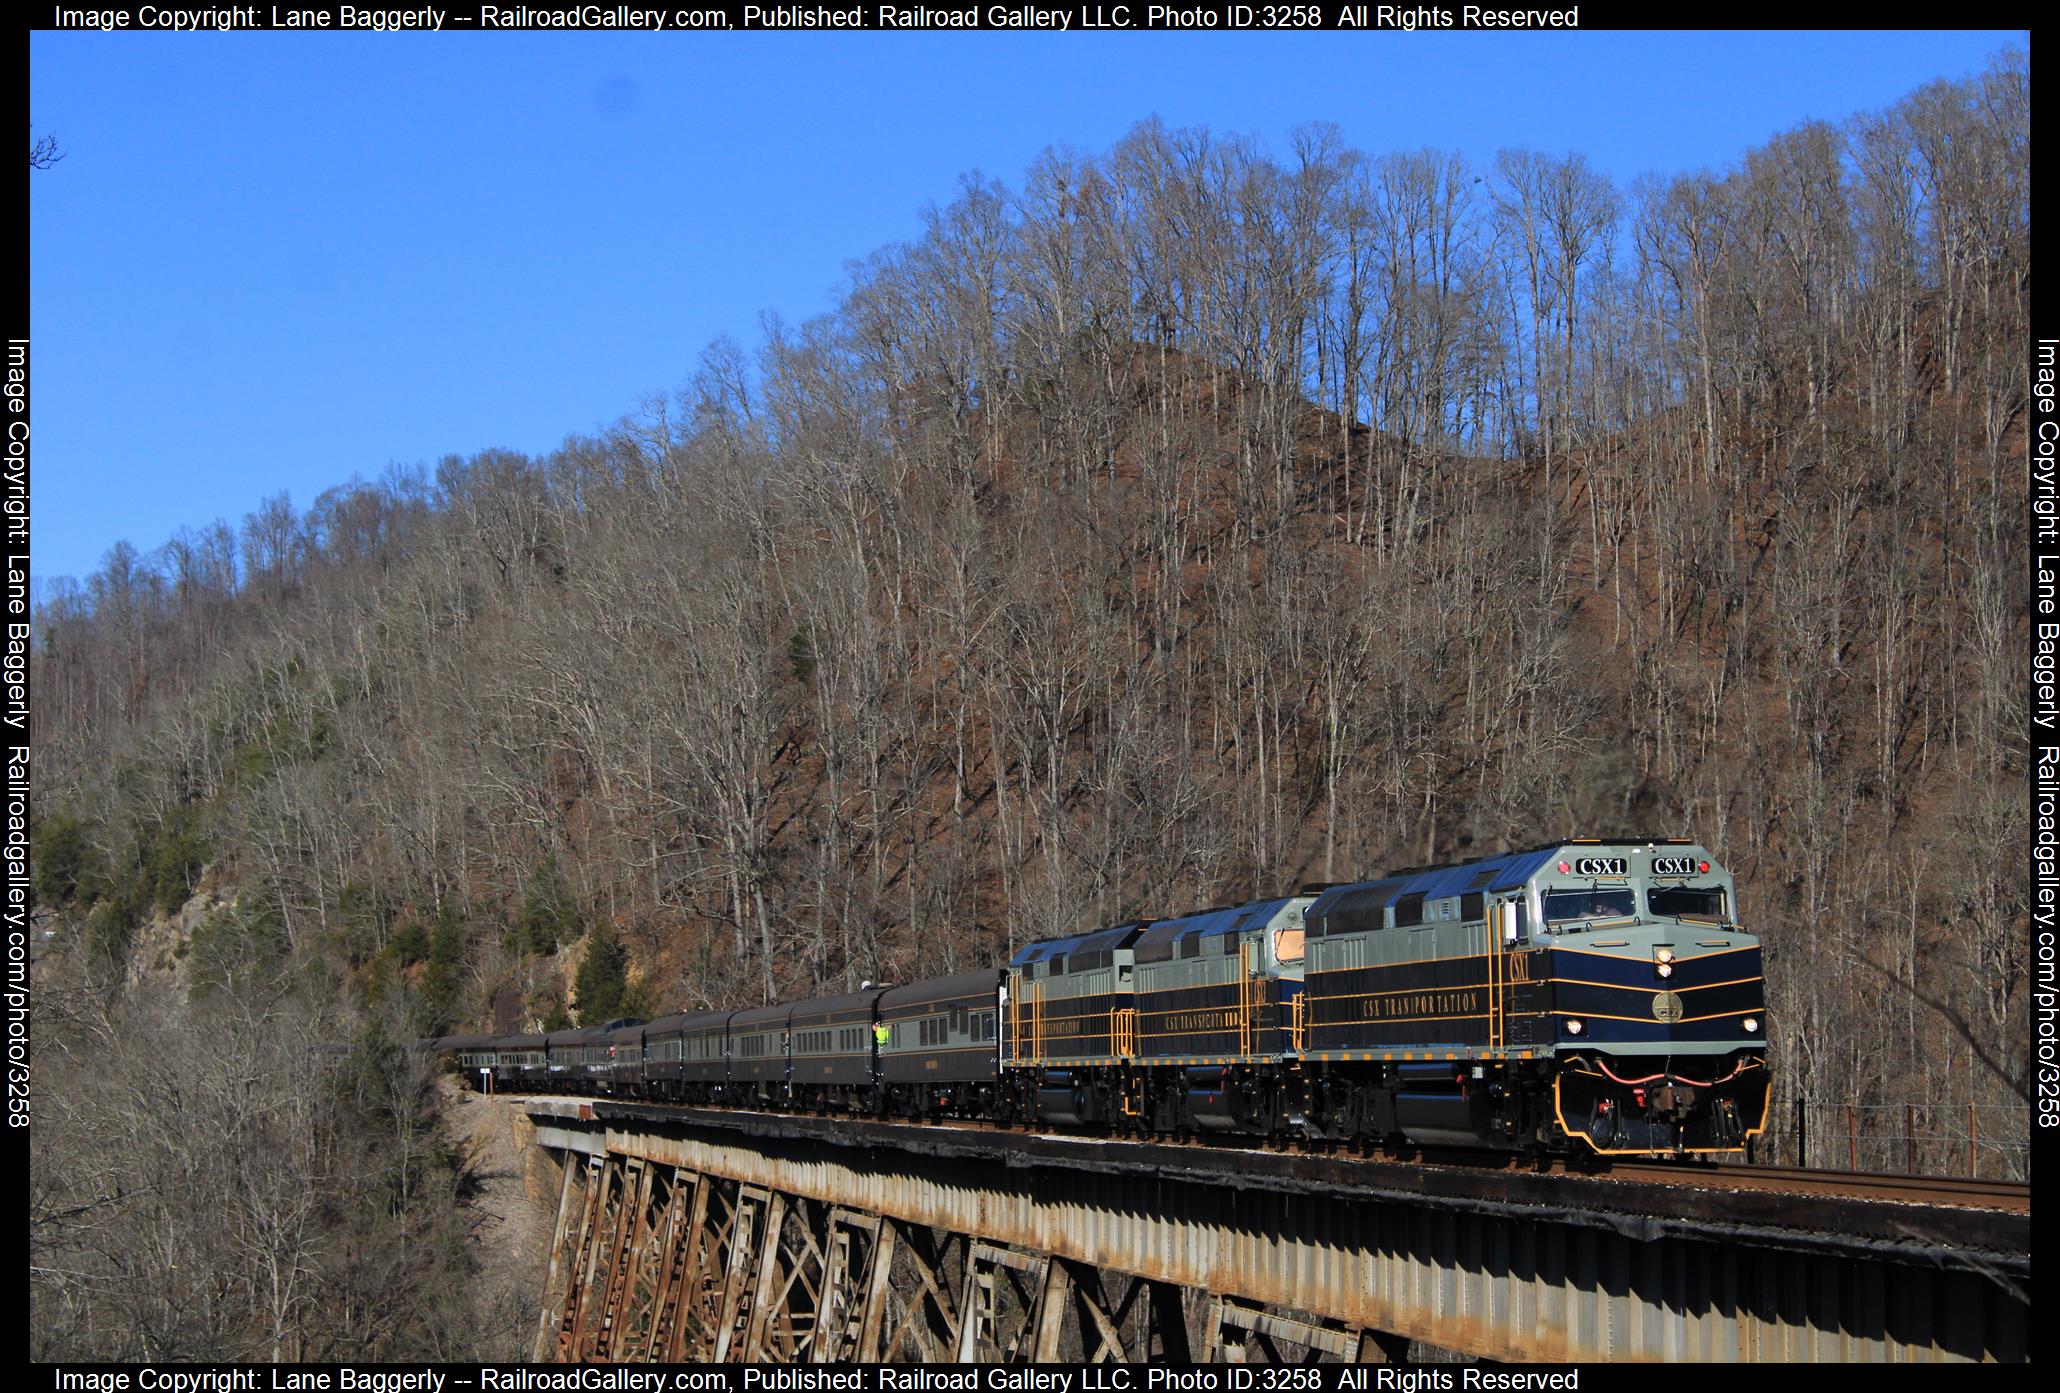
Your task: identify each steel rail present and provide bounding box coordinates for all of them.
[498,1086,2027,1213]
[1595,1160,2029,1212]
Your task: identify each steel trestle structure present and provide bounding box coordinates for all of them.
[522,1099,2028,1363]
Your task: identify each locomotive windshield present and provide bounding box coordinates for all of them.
[1648,884,1728,920]
[1543,887,1636,924]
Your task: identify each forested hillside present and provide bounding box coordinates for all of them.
[34,48,2029,1220]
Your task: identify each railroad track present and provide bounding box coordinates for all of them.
[504,1088,2028,1214]
[1596,1160,2030,1213]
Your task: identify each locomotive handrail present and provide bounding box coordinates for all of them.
[1237,940,1257,1057]
[1113,1007,1137,1058]
[1487,905,1507,1050]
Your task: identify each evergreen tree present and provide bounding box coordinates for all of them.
[144,806,210,916]
[31,814,88,907]
[574,923,629,1025]
[419,903,468,1034]
[514,854,578,957]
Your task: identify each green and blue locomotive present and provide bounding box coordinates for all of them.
[1294,838,1768,1153]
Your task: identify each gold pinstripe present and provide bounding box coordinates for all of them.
[1554,974,1765,993]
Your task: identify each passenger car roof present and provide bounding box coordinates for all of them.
[881,970,1000,1007]
[730,1003,792,1029]
[789,987,888,1018]
[643,1010,732,1035]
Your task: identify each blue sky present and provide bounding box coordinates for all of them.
[29,29,2027,589]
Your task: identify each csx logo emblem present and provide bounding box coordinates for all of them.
[1652,856,1697,876]
[1574,857,1628,876]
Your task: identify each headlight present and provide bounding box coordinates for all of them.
[1743,1017,1759,1033]
[1655,947,1675,963]
[1565,1019,1584,1035]
[1656,961,1675,978]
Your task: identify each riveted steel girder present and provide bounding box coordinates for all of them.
[594,1125,2025,1361]
[522,1101,2027,1363]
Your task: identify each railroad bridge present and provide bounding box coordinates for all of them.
[515,1098,2029,1364]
